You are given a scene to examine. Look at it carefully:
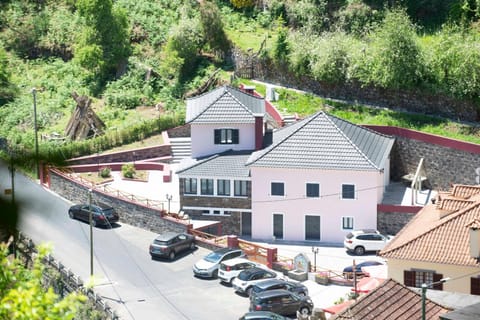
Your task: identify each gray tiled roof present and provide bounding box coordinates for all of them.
[176,150,252,178]
[246,111,395,171]
[185,86,265,124]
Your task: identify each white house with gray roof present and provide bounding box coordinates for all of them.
[176,85,395,243]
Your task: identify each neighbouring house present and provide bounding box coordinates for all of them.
[177,85,395,243]
[328,278,451,320]
[379,184,480,296]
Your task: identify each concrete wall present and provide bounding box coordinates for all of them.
[49,170,188,235]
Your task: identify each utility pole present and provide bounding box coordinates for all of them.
[31,88,40,180]
[88,189,93,277]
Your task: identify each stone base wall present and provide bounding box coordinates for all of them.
[377,211,417,236]
[235,55,479,122]
[183,210,241,235]
[167,124,191,138]
[49,170,188,234]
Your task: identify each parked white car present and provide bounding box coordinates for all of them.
[344,229,393,255]
[218,257,262,284]
[232,267,279,296]
[193,247,245,278]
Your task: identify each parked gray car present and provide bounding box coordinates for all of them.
[149,232,196,260]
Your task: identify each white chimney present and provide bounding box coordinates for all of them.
[469,227,480,259]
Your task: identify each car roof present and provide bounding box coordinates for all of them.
[154,232,183,241]
[240,266,268,276]
[242,311,285,319]
[253,278,287,288]
[214,247,242,255]
[352,229,379,234]
[254,289,292,298]
[221,257,253,266]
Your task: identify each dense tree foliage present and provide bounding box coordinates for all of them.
[0,244,85,320]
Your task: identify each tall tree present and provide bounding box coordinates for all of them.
[74,0,130,79]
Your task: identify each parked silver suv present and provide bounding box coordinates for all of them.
[344,229,393,255]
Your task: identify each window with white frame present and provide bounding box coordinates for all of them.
[184,178,197,195]
[271,182,285,196]
[200,178,214,195]
[234,180,248,196]
[217,179,230,196]
[306,183,320,198]
[214,129,239,144]
[342,184,355,199]
[342,217,354,230]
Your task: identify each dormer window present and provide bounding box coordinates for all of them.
[214,129,239,144]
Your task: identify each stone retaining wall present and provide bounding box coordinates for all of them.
[49,170,188,235]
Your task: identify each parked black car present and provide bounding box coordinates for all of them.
[68,203,119,227]
[249,289,313,317]
[149,232,196,260]
[342,260,384,278]
[250,279,309,299]
[239,311,292,320]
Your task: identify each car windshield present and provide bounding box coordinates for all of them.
[204,251,223,263]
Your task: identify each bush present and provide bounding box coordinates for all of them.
[99,166,111,178]
[121,163,135,179]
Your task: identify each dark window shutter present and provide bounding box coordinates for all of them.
[404,270,415,287]
[471,277,480,295]
[232,129,239,144]
[432,273,444,290]
[214,129,220,144]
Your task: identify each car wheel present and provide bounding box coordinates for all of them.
[246,287,252,297]
[298,292,306,297]
[91,219,97,228]
[189,242,195,250]
[212,269,218,279]
[68,210,74,219]
[169,251,176,260]
[299,307,310,315]
[354,246,365,255]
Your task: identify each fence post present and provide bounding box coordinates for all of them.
[266,247,278,269]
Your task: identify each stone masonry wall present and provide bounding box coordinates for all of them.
[49,170,187,234]
[234,53,479,122]
[377,211,417,236]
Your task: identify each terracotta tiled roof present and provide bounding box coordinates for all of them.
[330,278,450,320]
[380,184,480,267]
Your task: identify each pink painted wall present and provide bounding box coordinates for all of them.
[250,167,384,243]
[191,123,257,158]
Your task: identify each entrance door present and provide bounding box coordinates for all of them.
[273,214,283,240]
[305,215,320,241]
[241,212,252,237]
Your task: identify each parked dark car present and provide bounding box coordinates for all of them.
[149,232,196,260]
[68,203,119,227]
[250,279,309,299]
[239,311,292,320]
[249,289,313,317]
[342,260,384,278]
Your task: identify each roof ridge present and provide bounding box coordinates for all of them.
[175,153,221,174]
[246,112,319,166]
[224,90,257,117]
[323,113,380,170]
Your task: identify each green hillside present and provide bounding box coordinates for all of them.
[1,0,480,169]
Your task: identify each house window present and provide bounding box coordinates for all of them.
[217,179,230,196]
[404,270,444,290]
[271,182,285,196]
[214,129,239,144]
[200,178,214,195]
[342,217,354,230]
[184,178,197,194]
[306,183,320,198]
[342,184,355,199]
[234,180,248,196]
